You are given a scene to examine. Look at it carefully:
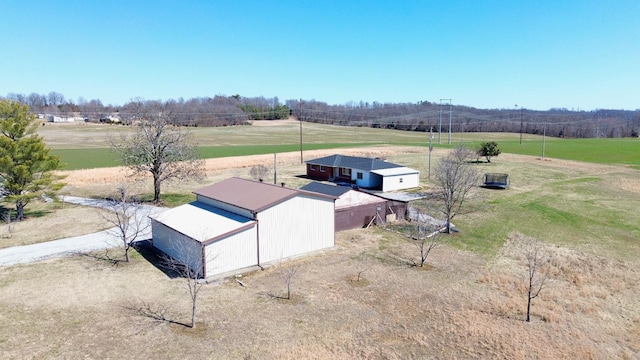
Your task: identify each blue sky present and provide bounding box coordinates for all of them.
[1,1,638,110]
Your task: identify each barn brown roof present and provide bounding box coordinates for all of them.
[193,177,335,213]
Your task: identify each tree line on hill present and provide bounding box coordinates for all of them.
[3,91,639,138]
[289,99,640,139]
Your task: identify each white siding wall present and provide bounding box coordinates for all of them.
[258,195,335,264]
[196,195,254,219]
[352,169,381,188]
[152,219,203,275]
[204,226,258,276]
[382,173,421,192]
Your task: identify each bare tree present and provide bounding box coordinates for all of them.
[160,239,212,329]
[522,235,550,322]
[355,255,369,283]
[101,186,149,262]
[113,100,204,204]
[269,262,300,300]
[280,264,299,300]
[47,91,65,107]
[249,164,270,181]
[433,146,480,233]
[410,211,444,267]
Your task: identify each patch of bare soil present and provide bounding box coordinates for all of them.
[57,146,434,196]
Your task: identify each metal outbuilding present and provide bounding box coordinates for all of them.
[150,177,336,278]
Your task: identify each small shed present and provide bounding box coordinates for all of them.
[483,173,510,189]
[300,182,387,231]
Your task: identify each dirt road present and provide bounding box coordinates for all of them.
[0,196,165,266]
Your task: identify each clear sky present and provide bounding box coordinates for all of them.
[1,1,638,110]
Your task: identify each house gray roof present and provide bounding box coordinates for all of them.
[193,177,335,213]
[300,181,351,197]
[305,154,402,171]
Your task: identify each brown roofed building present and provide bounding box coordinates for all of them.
[150,177,336,278]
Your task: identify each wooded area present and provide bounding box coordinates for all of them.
[4,91,639,138]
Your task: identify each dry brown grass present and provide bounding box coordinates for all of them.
[1,227,638,359]
[1,145,639,358]
[0,203,111,249]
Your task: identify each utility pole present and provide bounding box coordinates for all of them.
[438,101,443,144]
[299,99,303,164]
[516,104,524,145]
[428,127,434,179]
[542,123,547,160]
[448,100,452,145]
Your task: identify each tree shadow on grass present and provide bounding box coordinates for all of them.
[75,249,127,267]
[122,301,192,328]
[258,291,306,305]
[0,206,53,220]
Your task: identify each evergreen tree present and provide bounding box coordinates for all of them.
[477,141,501,163]
[0,100,64,220]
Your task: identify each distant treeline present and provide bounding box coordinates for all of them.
[4,91,639,138]
[288,99,640,139]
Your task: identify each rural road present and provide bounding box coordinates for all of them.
[0,196,166,267]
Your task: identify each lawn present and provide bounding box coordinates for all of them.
[43,121,640,170]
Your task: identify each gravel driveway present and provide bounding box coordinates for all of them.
[0,196,166,267]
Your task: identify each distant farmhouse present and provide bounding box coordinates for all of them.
[150,177,336,278]
[47,114,84,123]
[305,154,420,192]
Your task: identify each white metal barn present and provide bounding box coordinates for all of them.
[150,177,336,278]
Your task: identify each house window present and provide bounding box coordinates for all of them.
[310,164,317,171]
[357,172,363,180]
[341,168,351,176]
[320,166,326,172]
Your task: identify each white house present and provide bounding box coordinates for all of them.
[150,177,336,278]
[305,154,420,192]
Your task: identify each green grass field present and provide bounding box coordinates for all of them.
[381,147,640,262]
[43,122,640,170]
[40,121,640,260]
